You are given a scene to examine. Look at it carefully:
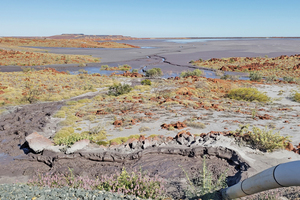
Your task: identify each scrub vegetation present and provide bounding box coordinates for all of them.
[192,54,300,78]
[0,37,139,66]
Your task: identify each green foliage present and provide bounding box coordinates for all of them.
[131,69,138,73]
[53,125,107,146]
[109,137,129,145]
[234,125,291,152]
[21,67,35,73]
[185,121,206,129]
[108,83,132,96]
[100,65,109,70]
[108,135,141,145]
[293,92,300,102]
[139,126,151,132]
[250,126,291,152]
[145,68,163,77]
[249,71,263,81]
[180,69,203,78]
[118,64,131,71]
[141,79,152,86]
[227,88,270,102]
[53,110,66,118]
[265,75,278,83]
[181,156,227,199]
[28,167,166,199]
[283,76,295,83]
[97,167,166,199]
[22,82,42,104]
[220,74,240,81]
[78,63,86,67]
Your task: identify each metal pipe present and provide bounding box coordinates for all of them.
[221,160,300,199]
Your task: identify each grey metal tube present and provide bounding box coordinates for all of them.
[221,160,300,199]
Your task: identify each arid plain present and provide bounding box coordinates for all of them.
[1,36,300,199]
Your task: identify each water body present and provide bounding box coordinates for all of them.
[19,38,300,80]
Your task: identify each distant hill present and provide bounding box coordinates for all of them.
[47,34,139,40]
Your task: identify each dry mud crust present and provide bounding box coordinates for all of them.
[25,146,248,199]
[0,102,64,157]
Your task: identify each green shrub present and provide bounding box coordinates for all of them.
[28,167,167,200]
[292,92,300,102]
[53,125,107,146]
[100,65,109,70]
[227,88,270,102]
[180,69,203,78]
[118,64,131,71]
[220,74,240,81]
[108,83,132,96]
[139,126,151,132]
[265,75,278,83]
[181,156,227,199]
[21,67,35,73]
[249,126,290,152]
[235,125,291,152]
[132,69,138,73]
[249,71,262,81]
[283,76,295,83]
[141,79,152,86]
[53,110,66,118]
[185,121,206,129]
[145,68,163,77]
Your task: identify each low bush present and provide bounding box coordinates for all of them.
[227,88,270,102]
[145,68,163,77]
[265,75,278,83]
[21,67,35,73]
[108,83,133,96]
[118,64,132,71]
[139,126,151,132]
[248,126,290,152]
[185,121,206,129]
[53,125,107,146]
[249,71,262,81]
[53,110,66,118]
[181,156,227,199]
[283,76,295,83]
[234,125,291,152]
[108,135,141,145]
[293,92,300,102]
[141,79,151,86]
[28,167,167,199]
[220,74,240,81]
[180,69,203,78]
[131,69,139,73]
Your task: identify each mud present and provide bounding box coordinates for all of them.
[0,100,248,199]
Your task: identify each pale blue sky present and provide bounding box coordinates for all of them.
[0,0,299,37]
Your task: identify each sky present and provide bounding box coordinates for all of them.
[0,0,299,37]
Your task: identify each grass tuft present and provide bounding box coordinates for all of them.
[227,88,270,102]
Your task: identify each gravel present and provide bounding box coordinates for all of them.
[0,184,146,200]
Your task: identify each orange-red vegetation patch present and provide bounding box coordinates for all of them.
[161,121,187,130]
[193,54,300,78]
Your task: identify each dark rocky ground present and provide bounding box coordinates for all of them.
[0,98,250,199]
